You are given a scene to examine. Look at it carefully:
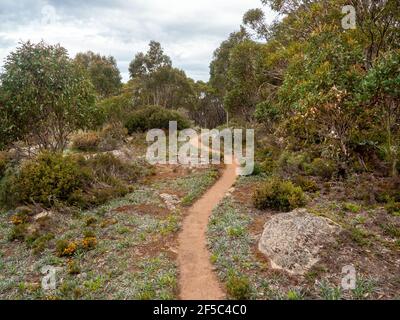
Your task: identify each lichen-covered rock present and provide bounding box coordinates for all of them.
[160,193,181,211]
[258,209,341,275]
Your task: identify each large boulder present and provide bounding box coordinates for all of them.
[258,209,341,275]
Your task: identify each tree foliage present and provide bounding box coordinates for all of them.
[0,41,99,151]
[75,51,122,98]
[128,41,194,110]
[129,41,172,79]
[210,0,400,176]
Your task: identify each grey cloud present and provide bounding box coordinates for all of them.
[0,0,274,82]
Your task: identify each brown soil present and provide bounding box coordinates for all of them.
[177,134,238,300]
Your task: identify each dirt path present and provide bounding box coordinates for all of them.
[178,138,238,300]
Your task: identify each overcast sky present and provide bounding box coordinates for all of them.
[0,0,277,82]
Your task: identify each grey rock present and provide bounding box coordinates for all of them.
[258,209,341,275]
[34,211,53,221]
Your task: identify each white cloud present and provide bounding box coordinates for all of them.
[0,0,277,82]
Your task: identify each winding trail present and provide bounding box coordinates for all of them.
[178,137,238,300]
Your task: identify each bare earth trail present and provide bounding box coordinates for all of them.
[178,137,238,300]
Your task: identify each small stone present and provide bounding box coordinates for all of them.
[34,211,53,221]
[160,193,181,210]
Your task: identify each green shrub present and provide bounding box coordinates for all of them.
[71,123,128,152]
[226,272,251,300]
[125,105,191,133]
[8,224,28,241]
[342,202,362,213]
[308,158,336,180]
[253,178,307,212]
[85,153,141,184]
[385,201,400,216]
[68,185,130,208]
[287,290,304,300]
[380,223,400,238]
[98,122,127,151]
[349,227,371,246]
[0,151,11,178]
[30,233,55,254]
[1,152,91,208]
[293,176,319,193]
[252,158,276,176]
[67,260,81,275]
[278,151,311,175]
[56,239,78,257]
[71,131,101,151]
[67,153,144,208]
[251,163,264,176]
[0,151,150,209]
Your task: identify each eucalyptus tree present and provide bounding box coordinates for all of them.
[0,41,99,151]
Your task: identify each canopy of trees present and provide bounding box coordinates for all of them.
[75,51,122,98]
[0,41,99,151]
[209,0,399,175]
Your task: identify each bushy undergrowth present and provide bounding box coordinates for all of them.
[226,271,251,300]
[253,178,307,212]
[1,152,90,207]
[71,123,128,152]
[292,175,319,193]
[125,105,190,133]
[308,158,336,180]
[71,131,100,152]
[0,151,150,209]
[278,151,311,175]
[277,151,337,180]
[0,151,11,178]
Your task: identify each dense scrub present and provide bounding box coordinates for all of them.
[253,178,307,212]
[210,0,399,180]
[0,151,11,178]
[0,151,151,209]
[71,123,128,152]
[125,105,191,133]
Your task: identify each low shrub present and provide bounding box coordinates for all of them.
[278,151,311,175]
[67,260,81,275]
[253,178,307,212]
[125,105,191,134]
[68,185,131,208]
[308,158,336,180]
[30,233,55,254]
[1,152,91,208]
[385,201,400,216]
[85,153,140,184]
[0,151,11,178]
[342,202,362,213]
[0,151,149,209]
[71,131,101,152]
[293,176,319,193]
[8,224,28,241]
[226,272,251,300]
[349,227,371,246]
[56,240,78,257]
[98,122,128,151]
[72,123,128,152]
[81,236,97,250]
[252,158,276,176]
[380,223,400,238]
